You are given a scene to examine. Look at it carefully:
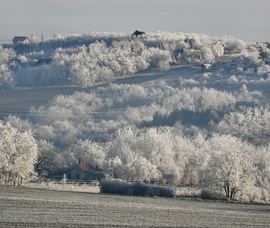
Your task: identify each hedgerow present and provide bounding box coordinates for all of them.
[100,179,174,197]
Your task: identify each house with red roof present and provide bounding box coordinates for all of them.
[68,163,105,180]
[51,162,106,181]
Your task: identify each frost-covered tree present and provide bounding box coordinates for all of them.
[107,126,196,185]
[201,134,255,200]
[254,146,270,194]
[0,65,14,89]
[35,139,62,173]
[216,106,270,145]
[224,38,246,54]
[67,139,106,167]
[0,46,16,89]
[0,45,16,65]
[211,43,224,57]
[3,115,32,132]
[148,48,172,70]
[0,122,38,185]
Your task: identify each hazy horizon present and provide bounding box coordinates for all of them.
[1,0,270,42]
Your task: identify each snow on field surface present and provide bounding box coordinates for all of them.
[26,181,100,193]
[0,186,269,227]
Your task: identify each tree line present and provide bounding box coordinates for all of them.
[0,31,270,201]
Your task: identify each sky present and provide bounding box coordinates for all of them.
[1,0,270,42]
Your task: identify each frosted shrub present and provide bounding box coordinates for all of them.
[100,179,174,197]
[202,73,211,80]
[100,179,133,195]
[237,67,244,73]
[200,190,225,200]
[228,75,238,84]
[148,48,172,70]
[257,64,270,73]
[224,38,246,54]
[236,187,270,202]
[212,43,224,57]
[0,65,14,89]
[261,189,270,202]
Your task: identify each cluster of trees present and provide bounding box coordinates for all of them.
[107,127,270,201]
[27,84,238,146]
[0,31,270,201]
[0,31,269,89]
[1,114,270,201]
[1,79,269,201]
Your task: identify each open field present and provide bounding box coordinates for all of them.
[0,86,87,119]
[0,185,270,227]
[0,64,269,119]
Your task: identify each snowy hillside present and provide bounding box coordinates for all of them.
[1,31,270,202]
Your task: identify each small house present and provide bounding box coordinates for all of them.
[12,36,30,45]
[51,162,106,181]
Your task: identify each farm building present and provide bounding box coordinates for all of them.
[12,36,30,45]
[51,162,106,181]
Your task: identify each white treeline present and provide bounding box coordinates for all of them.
[3,80,268,201]
[0,121,38,185]
[0,31,269,89]
[53,40,171,87]
[107,127,270,201]
[29,83,237,145]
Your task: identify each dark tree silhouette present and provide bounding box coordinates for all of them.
[132,30,146,37]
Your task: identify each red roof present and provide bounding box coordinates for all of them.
[78,163,93,171]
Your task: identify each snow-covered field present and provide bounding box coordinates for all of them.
[0,185,269,227]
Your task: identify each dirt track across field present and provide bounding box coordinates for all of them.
[0,185,270,227]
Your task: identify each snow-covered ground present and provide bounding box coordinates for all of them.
[0,185,269,227]
[26,181,100,194]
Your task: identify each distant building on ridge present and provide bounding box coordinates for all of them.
[12,36,30,45]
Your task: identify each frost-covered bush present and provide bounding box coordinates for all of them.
[0,65,14,89]
[0,45,16,64]
[148,47,172,70]
[200,190,225,200]
[100,179,174,197]
[224,38,246,54]
[100,179,131,195]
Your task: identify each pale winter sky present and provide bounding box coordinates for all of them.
[0,0,269,42]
